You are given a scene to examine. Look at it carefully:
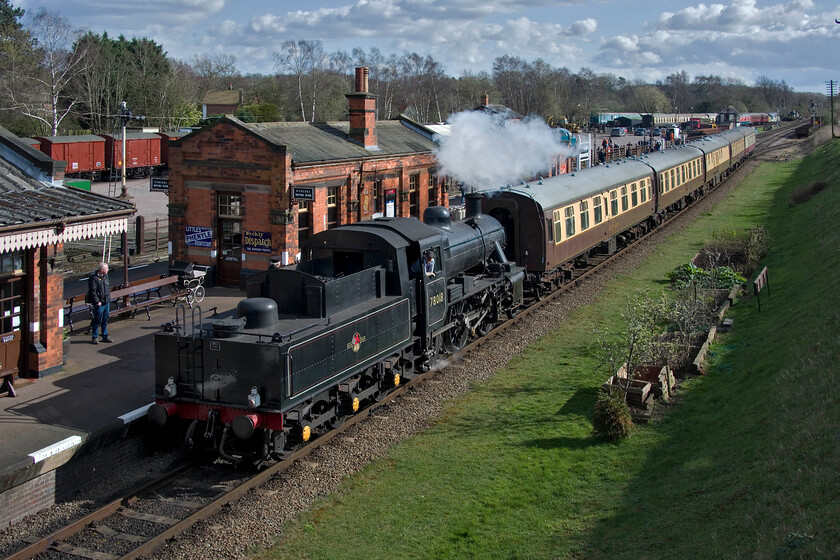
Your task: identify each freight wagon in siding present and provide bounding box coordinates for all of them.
[35,135,106,179]
[98,132,163,178]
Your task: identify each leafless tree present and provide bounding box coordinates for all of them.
[4,9,89,135]
[274,39,328,122]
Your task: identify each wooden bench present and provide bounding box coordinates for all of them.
[66,276,185,331]
[110,275,184,320]
[65,295,93,333]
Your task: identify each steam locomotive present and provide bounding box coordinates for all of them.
[149,127,755,461]
[149,197,524,461]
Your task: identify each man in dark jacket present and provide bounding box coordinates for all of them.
[87,262,112,344]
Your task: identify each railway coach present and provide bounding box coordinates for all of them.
[480,127,754,296]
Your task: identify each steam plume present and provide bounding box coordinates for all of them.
[434,111,577,191]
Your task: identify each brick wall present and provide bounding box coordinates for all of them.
[0,422,164,527]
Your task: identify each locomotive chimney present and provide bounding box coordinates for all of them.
[346,67,378,150]
[465,193,483,219]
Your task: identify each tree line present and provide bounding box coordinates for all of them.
[0,0,822,138]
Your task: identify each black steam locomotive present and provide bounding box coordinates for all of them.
[149,196,524,461]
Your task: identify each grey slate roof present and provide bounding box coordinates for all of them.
[493,158,654,211]
[238,118,439,164]
[0,156,134,231]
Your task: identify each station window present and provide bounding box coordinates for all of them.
[579,200,589,230]
[373,178,381,213]
[565,206,575,238]
[427,171,437,206]
[553,209,563,243]
[621,186,628,212]
[630,183,638,207]
[593,197,603,224]
[327,187,338,229]
[610,191,618,216]
[298,201,312,246]
[218,194,242,217]
[409,174,419,218]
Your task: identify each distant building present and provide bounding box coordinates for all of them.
[202,87,244,119]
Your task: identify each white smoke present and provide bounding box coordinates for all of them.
[434,111,577,191]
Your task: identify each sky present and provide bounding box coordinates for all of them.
[16,0,840,93]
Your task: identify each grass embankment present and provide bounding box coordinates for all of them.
[261,141,840,560]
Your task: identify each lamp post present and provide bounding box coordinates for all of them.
[119,102,130,199]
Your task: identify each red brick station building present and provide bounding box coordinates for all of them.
[168,68,447,287]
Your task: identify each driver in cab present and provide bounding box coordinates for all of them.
[411,250,436,278]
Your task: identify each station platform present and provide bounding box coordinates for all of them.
[0,285,245,526]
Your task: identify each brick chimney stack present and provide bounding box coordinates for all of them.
[346,67,378,150]
[480,93,489,107]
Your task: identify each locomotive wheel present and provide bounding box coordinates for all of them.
[476,319,494,337]
[444,322,469,352]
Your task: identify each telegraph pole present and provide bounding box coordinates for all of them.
[117,101,145,199]
[826,81,837,139]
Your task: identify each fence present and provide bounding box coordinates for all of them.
[64,216,168,274]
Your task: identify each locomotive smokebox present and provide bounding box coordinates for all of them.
[465,193,483,219]
[237,297,279,329]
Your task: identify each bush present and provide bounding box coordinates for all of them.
[592,390,634,441]
[666,263,745,289]
[695,226,770,275]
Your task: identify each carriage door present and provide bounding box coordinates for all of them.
[217,193,242,287]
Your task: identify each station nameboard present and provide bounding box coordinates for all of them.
[292,186,315,200]
[151,177,169,192]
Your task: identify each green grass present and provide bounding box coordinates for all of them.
[259,141,840,560]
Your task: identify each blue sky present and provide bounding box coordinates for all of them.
[17,0,840,92]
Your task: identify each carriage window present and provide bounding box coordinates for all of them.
[610,191,618,216]
[670,169,676,189]
[621,186,628,212]
[579,200,589,230]
[593,197,603,224]
[631,183,638,207]
[565,206,575,237]
[553,209,563,243]
[640,179,647,203]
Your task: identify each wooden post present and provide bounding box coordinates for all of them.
[135,215,145,256]
[753,266,769,312]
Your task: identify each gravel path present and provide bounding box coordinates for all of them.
[0,127,827,560]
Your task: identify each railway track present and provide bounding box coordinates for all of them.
[3,124,795,560]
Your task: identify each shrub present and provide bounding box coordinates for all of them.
[592,390,634,441]
[667,263,745,289]
[695,226,770,275]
